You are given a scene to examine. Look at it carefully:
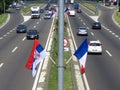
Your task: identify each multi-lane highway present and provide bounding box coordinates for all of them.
[0,1,120,90]
[0,3,53,90]
[68,3,120,90]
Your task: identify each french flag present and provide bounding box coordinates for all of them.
[64,7,70,16]
[25,39,48,77]
[74,39,88,74]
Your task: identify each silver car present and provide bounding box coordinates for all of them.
[77,27,88,36]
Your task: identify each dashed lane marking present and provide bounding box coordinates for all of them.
[12,47,18,53]
[106,50,112,57]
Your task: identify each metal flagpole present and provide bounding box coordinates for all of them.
[58,0,64,90]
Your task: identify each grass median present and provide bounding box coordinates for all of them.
[0,13,8,26]
[47,19,75,90]
[114,11,120,25]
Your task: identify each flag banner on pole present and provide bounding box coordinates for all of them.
[74,38,88,74]
[25,39,48,77]
[64,7,70,16]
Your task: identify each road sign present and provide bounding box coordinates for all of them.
[64,38,68,47]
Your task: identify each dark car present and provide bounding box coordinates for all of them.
[26,29,39,39]
[40,9,44,13]
[16,24,27,33]
[77,9,82,13]
[92,22,101,29]
[44,13,51,19]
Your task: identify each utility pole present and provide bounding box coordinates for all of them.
[58,0,64,90]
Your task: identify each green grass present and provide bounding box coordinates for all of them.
[48,20,73,90]
[81,2,99,14]
[114,11,120,25]
[22,3,40,14]
[0,13,8,26]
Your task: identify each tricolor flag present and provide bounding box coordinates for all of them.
[25,39,48,77]
[51,10,56,18]
[74,39,88,74]
[64,7,70,16]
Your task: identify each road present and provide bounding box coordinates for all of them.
[0,3,53,90]
[68,3,120,90]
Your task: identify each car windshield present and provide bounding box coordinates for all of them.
[79,27,87,30]
[45,14,51,16]
[28,30,38,35]
[17,25,25,29]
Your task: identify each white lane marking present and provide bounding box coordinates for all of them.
[83,22,86,25]
[0,63,4,68]
[12,47,18,53]
[106,50,112,57]
[7,32,10,35]
[34,26,36,28]
[37,22,39,24]
[91,32,94,36]
[0,37,3,39]
[3,34,7,37]
[22,37,26,41]
[109,30,112,33]
[115,35,119,38]
[112,33,115,35]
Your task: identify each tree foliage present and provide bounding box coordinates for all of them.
[0,0,14,14]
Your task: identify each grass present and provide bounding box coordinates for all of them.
[114,11,120,25]
[81,2,99,14]
[0,13,8,26]
[48,19,73,90]
[22,3,40,15]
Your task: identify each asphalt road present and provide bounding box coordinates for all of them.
[68,3,120,90]
[0,4,53,90]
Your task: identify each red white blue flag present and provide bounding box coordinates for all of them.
[64,7,70,16]
[74,39,88,74]
[25,39,48,77]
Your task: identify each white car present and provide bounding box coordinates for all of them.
[88,40,102,54]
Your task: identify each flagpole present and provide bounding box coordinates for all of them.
[65,55,73,65]
[49,56,56,65]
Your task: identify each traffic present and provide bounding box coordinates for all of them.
[0,0,120,90]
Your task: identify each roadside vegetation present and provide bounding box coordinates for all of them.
[47,19,76,90]
[22,3,40,15]
[0,13,8,26]
[81,2,99,14]
[114,11,120,25]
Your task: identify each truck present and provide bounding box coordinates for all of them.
[31,6,40,19]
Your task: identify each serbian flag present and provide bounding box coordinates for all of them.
[25,39,48,77]
[64,7,70,16]
[74,39,88,74]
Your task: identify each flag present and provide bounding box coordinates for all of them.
[64,7,70,16]
[74,39,88,74]
[25,39,48,77]
[50,10,56,18]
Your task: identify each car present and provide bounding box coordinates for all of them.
[39,9,44,13]
[26,29,39,39]
[77,9,82,13]
[92,22,101,29]
[44,13,51,19]
[88,40,102,54]
[77,26,88,36]
[16,24,27,33]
